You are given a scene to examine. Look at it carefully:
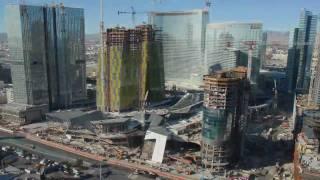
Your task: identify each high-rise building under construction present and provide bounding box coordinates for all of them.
[149,9,209,90]
[97,25,164,112]
[5,4,86,110]
[201,67,249,174]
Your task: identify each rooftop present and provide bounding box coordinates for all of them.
[207,22,263,28]
[0,103,47,112]
[203,66,248,82]
[149,9,207,16]
[91,118,130,125]
[47,109,84,119]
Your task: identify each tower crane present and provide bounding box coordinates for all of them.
[273,79,278,111]
[242,40,257,83]
[99,0,106,112]
[118,6,148,27]
[204,0,212,11]
[118,6,136,26]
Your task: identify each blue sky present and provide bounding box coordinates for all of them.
[0,0,320,34]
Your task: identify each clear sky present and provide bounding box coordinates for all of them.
[0,0,320,34]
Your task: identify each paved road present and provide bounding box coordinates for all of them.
[0,131,133,180]
[0,128,191,179]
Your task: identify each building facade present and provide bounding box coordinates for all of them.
[6,5,49,106]
[97,25,164,112]
[5,4,86,110]
[45,5,87,109]
[149,9,209,89]
[260,31,268,68]
[0,63,11,84]
[294,9,318,92]
[287,28,302,93]
[205,22,263,84]
[201,67,249,174]
[308,32,320,105]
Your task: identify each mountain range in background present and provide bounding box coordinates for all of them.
[2,31,290,46]
[265,31,290,47]
[86,33,100,42]
[0,32,99,43]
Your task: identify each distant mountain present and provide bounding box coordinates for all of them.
[0,33,7,42]
[86,33,99,42]
[0,33,98,43]
[265,31,289,46]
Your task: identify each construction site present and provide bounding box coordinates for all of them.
[0,1,303,179]
[294,109,320,180]
[0,75,299,180]
[0,89,207,178]
[292,94,320,180]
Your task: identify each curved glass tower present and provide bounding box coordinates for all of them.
[149,9,209,89]
[5,4,86,109]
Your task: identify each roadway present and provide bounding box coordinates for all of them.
[0,131,133,180]
[0,128,194,180]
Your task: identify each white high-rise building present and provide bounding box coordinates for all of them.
[149,9,209,89]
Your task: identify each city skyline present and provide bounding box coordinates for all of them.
[1,1,320,179]
[0,0,320,34]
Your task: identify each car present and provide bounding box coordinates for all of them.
[40,159,48,165]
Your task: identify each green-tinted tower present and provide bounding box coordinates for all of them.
[97,25,164,112]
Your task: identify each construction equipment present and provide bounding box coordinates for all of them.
[243,40,257,83]
[118,6,136,26]
[141,90,149,112]
[273,80,278,111]
[168,155,192,165]
[117,6,148,26]
[204,0,212,11]
[99,0,106,112]
[111,147,128,160]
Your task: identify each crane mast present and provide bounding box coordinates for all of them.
[243,41,257,83]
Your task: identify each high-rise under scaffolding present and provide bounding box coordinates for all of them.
[201,67,250,174]
[97,25,164,112]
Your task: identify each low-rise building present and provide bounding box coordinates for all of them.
[0,90,7,104]
[0,103,48,125]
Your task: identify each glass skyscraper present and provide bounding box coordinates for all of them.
[205,22,263,83]
[308,32,320,105]
[286,28,301,93]
[6,5,49,106]
[290,9,319,92]
[5,4,86,109]
[149,9,209,89]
